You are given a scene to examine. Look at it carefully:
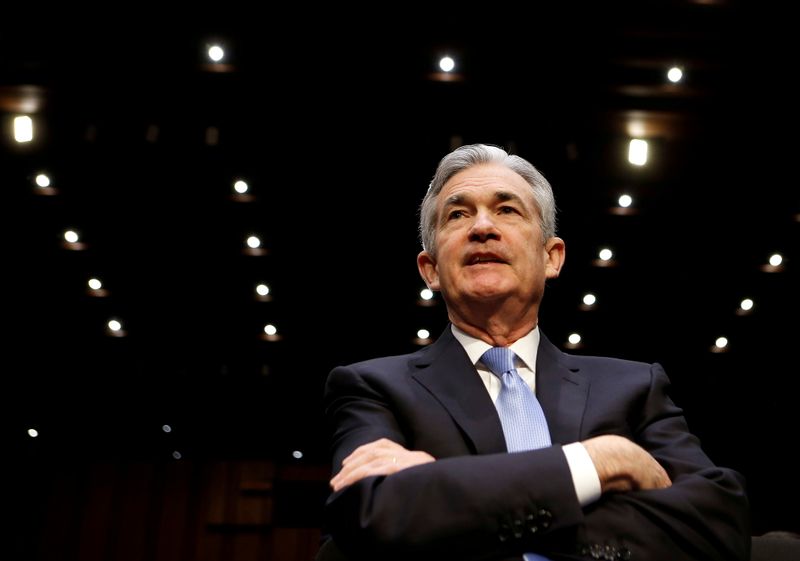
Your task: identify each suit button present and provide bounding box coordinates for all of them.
[537,509,552,528]
[523,514,536,533]
[513,519,524,538]
[498,523,511,542]
[618,547,631,560]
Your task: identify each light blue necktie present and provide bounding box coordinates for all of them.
[481,347,552,561]
[481,347,551,451]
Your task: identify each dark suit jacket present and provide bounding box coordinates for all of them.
[323,326,750,561]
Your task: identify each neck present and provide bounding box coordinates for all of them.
[449,304,538,347]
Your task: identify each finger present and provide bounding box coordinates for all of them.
[342,439,401,466]
[652,461,671,487]
[341,446,378,466]
[336,447,398,487]
[331,450,434,491]
[331,457,398,491]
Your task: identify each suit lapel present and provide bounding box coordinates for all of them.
[409,327,589,452]
[535,332,589,445]
[410,327,508,455]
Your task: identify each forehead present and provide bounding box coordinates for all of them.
[439,163,533,203]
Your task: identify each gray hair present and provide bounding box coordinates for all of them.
[418,144,557,255]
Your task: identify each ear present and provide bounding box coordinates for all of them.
[417,250,440,290]
[544,237,565,279]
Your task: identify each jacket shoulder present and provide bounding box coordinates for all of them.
[329,346,432,381]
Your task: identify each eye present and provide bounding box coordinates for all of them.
[499,205,518,214]
[447,209,465,220]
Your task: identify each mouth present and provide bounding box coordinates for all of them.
[467,254,508,266]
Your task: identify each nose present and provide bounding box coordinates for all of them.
[468,210,500,243]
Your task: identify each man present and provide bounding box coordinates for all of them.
[322,144,749,560]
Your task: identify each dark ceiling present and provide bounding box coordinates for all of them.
[2,2,798,533]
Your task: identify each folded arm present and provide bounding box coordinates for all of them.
[323,363,750,561]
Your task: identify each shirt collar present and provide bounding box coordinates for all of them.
[451,323,540,372]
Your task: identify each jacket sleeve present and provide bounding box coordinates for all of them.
[564,363,751,561]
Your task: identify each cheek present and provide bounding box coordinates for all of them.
[522,249,548,280]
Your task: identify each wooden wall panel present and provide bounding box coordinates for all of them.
[113,463,156,561]
[29,459,325,561]
[76,463,116,561]
[153,461,192,561]
[39,464,82,561]
[269,528,321,561]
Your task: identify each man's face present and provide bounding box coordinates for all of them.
[417,163,563,315]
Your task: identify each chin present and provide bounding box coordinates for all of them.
[454,270,515,300]
[464,281,512,300]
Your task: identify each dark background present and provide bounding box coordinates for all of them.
[2,3,798,558]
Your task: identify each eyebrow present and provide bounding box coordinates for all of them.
[442,190,526,209]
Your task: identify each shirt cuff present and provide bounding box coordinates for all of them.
[562,442,602,506]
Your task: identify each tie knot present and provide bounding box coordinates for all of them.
[481,347,516,377]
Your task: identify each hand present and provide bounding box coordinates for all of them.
[582,434,672,493]
[330,438,435,492]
